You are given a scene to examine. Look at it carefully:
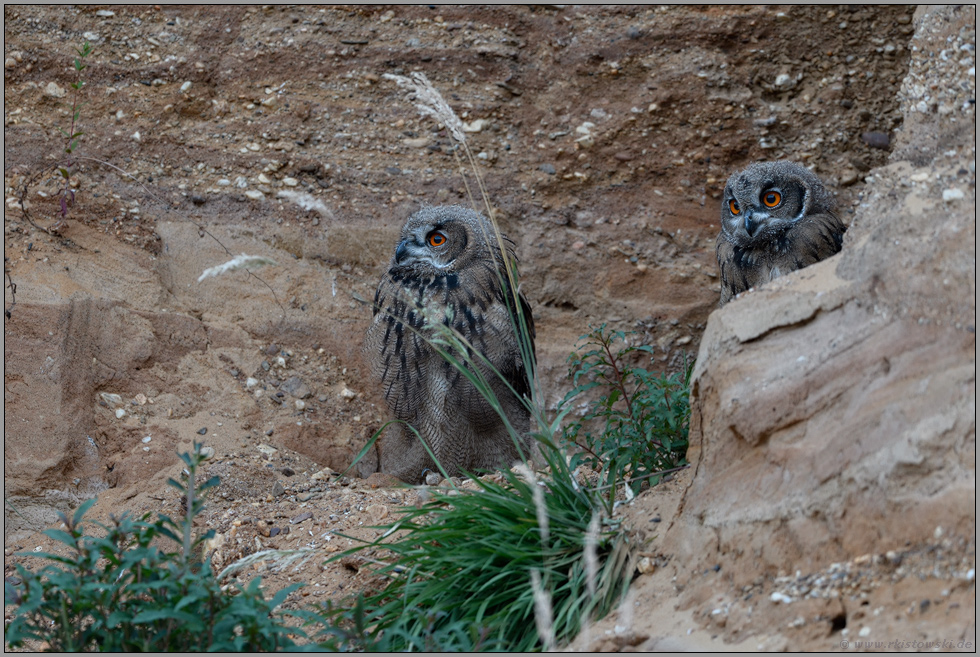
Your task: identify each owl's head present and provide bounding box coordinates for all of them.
[720,160,836,247]
[389,205,511,276]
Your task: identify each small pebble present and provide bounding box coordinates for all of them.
[197,427,207,435]
[861,131,890,150]
[281,376,311,399]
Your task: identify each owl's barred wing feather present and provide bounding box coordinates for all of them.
[785,211,846,264]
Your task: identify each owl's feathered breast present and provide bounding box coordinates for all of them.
[368,264,533,421]
[717,211,845,304]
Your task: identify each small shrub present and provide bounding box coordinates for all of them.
[558,324,692,495]
[55,40,92,223]
[3,443,305,652]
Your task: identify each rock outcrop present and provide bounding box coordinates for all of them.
[672,4,975,586]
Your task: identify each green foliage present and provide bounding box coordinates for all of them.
[316,440,633,652]
[3,443,305,652]
[558,324,692,495]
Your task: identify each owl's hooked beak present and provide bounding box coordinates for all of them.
[394,240,410,264]
[743,212,762,238]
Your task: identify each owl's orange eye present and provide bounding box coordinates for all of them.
[763,190,781,207]
[728,199,741,215]
[427,231,447,247]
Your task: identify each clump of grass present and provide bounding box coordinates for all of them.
[3,443,307,652]
[317,439,633,652]
[559,324,692,496]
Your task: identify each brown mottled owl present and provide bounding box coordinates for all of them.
[716,160,846,306]
[364,205,535,484]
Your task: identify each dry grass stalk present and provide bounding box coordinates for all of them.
[530,569,557,652]
[198,254,278,282]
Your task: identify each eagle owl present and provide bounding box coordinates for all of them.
[716,160,846,306]
[364,205,535,484]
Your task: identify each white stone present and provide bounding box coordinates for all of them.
[282,177,299,187]
[256,443,278,457]
[942,188,965,202]
[180,81,192,93]
[43,82,66,98]
[245,190,265,200]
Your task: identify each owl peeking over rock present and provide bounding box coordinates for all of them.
[364,205,535,484]
[716,160,847,306]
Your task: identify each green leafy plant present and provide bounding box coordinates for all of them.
[3,443,306,652]
[317,438,633,652]
[559,324,692,495]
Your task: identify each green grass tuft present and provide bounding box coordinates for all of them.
[315,439,634,652]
